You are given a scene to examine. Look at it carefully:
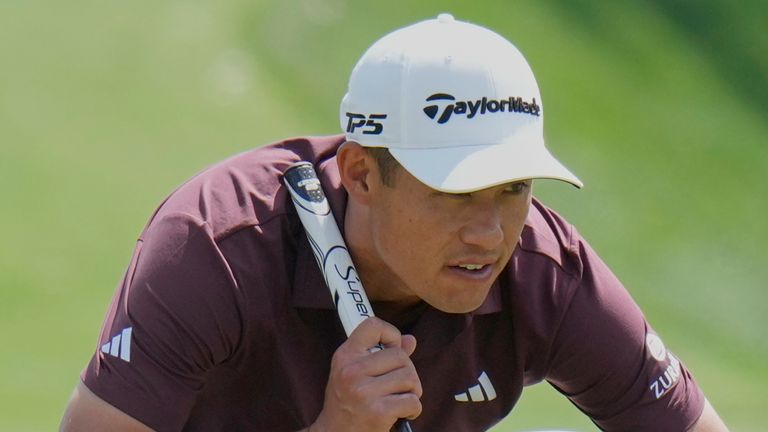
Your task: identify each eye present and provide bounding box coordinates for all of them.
[443,192,472,199]
[434,191,472,200]
[504,181,530,194]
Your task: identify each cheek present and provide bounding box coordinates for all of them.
[378,207,450,270]
[502,197,531,244]
[381,212,427,257]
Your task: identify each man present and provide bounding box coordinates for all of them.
[61,14,728,431]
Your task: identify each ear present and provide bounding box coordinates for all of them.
[337,141,379,205]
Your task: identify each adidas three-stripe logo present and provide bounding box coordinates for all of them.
[454,371,496,402]
[100,327,132,362]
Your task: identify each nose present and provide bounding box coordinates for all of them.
[458,200,504,250]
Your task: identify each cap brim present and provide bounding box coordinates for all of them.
[388,138,583,193]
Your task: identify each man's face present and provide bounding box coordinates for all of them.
[361,166,531,314]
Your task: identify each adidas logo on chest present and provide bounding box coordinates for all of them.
[454,371,497,402]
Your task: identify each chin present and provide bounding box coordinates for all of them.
[432,295,488,314]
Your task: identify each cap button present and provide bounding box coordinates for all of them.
[437,13,454,23]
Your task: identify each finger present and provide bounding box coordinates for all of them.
[364,362,423,397]
[358,346,414,378]
[344,317,402,355]
[401,334,417,356]
[376,318,406,350]
[377,392,423,422]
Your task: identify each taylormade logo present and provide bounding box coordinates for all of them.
[423,93,541,124]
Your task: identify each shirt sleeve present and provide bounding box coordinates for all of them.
[544,232,705,431]
[81,212,245,432]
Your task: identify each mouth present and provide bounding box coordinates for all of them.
[457,264,485,271]
[446,262,495,281]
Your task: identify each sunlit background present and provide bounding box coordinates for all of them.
[1,1,766,430]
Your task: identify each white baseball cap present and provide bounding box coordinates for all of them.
[340,13,583,193]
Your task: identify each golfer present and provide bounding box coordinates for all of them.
[61,14,729,431]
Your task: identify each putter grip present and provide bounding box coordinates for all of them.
[284,162,414,432]
[392,419,413,432]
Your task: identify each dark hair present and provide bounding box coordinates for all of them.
[365,147,400,187]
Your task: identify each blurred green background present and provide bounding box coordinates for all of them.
[1,0,766,430]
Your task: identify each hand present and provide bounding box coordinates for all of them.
[311,317,422,432]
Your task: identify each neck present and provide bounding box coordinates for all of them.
[372,300,428,332]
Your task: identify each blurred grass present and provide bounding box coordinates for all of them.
[1,1,765,430]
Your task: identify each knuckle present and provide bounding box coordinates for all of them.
[371,316,399,334]
[409,393,423,411]
[336,362,362,387]
[330,349,349,368]
[393,348,409,363]
[406,366,420,382]
[400,393,423,420]
[411,397,423,418]
[404,368,422,396]
[347,384,366,403]
[368,316,387,334]
[401,346,412,359]
[412,380,424,398]
[411,391,423,406]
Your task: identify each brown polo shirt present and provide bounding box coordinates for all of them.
[83,135,704,431]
